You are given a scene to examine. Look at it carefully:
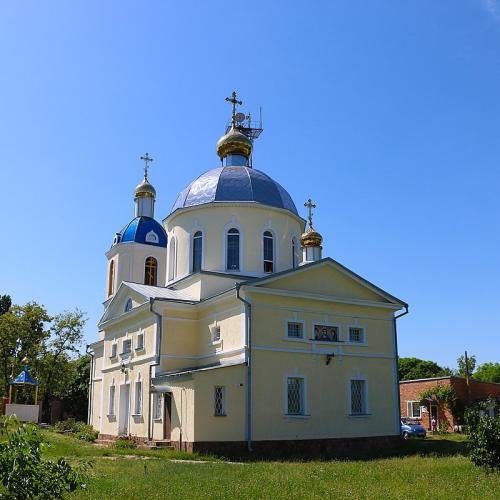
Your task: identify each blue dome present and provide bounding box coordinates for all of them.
[114,217,167,247]
[171,166,298,216]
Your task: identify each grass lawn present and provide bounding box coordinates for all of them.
[36,432,500,499]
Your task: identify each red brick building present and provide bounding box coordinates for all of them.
[400,376,500,431]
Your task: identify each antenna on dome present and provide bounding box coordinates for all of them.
[224,92,263,141]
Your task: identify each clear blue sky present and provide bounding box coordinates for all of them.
[1,1,499,369]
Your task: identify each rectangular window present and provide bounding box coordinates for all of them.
[287,377,305,415]
[212,326,221,343]
[407,401,421,418]
[108,385,115,416]
[226,231,240,271]
[134,381,142,415]
[110,343,117,358]
[214,386,226,416]
[287,321,304,339]
[136,333,144,351]
[313,324,339,342]
[122,339,132,355]
[349,327,365,343]
[153,393,162,420]
[350,380,367,415]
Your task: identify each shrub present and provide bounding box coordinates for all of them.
[465,404,500,472]
[76,425,98,442]
[54,419,97,441]
[0,421,87,498]
[114,437,137,450]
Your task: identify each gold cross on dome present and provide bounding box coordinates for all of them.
[140,153,154,180]
[304,198,316,228]
[225,91,242,127]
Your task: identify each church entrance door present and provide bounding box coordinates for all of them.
[163,393,172,440]
[119,384,130,435]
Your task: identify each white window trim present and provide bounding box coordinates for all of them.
[121,337,132,359]
[407,400,422,419]
[348,377,370,417]
[189,226,205,273]
[284,374,309,417]
[109,342,118,359]
[346,324,367,345]
[260,227,278,274]
[214,386,227,416]
[311,322,342,343]
[284,319,306,340]
[222,220,244,273]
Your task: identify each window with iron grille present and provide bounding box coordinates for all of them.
[136,332,144,350]
[134,381,142,415]
[350,379,367,415]
[287,321,303,339]
[287,377,305,415]
[108,385,115,415]
[214,386,226,416]
[349,327,364,343]
[153,393,162,420]
[212,326,221,343]
[122,339,132,355]
[263,231,274,273]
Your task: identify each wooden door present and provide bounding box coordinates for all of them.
[163,393,172,440]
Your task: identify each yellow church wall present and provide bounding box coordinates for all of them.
[164,204,303,280]
[251,350,398,440]
[191,365,246,442]
[90,379,102,430]
[249,293,396,355]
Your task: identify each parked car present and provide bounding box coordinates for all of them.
[401,419,426,439]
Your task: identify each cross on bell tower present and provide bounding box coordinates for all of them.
[140,153,154,181]
[304,198,316,229]
[225,91,242,127]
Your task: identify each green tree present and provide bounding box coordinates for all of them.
[64,355,91,421]
[0,295,11,315]
[474,362,500,383]
[398,357,451,381]
[457,354,476,378]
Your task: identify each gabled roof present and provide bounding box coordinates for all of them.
[124,282,198,302]
[241,257,407,307]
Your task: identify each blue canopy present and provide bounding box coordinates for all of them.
[11,365,38,386]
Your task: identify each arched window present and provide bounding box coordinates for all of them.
[124,298,133,313]
[226,228,240,271]
[108,260,115,297]
[192,231,203,273]
[168,238,177,281]
[292,237,299,268]
[263,231,274,273]
[144,257,158,286]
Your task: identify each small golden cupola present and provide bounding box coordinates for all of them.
[216,91,255,166]
[300,198,323,265]
[134,153,156,218]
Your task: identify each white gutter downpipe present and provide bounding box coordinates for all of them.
[236,283,253,453]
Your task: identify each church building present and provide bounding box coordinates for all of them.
[88,92,408,453]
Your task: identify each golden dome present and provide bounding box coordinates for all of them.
[134,178,156,198]
[216,127,252,159]
[300,226,323,247]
